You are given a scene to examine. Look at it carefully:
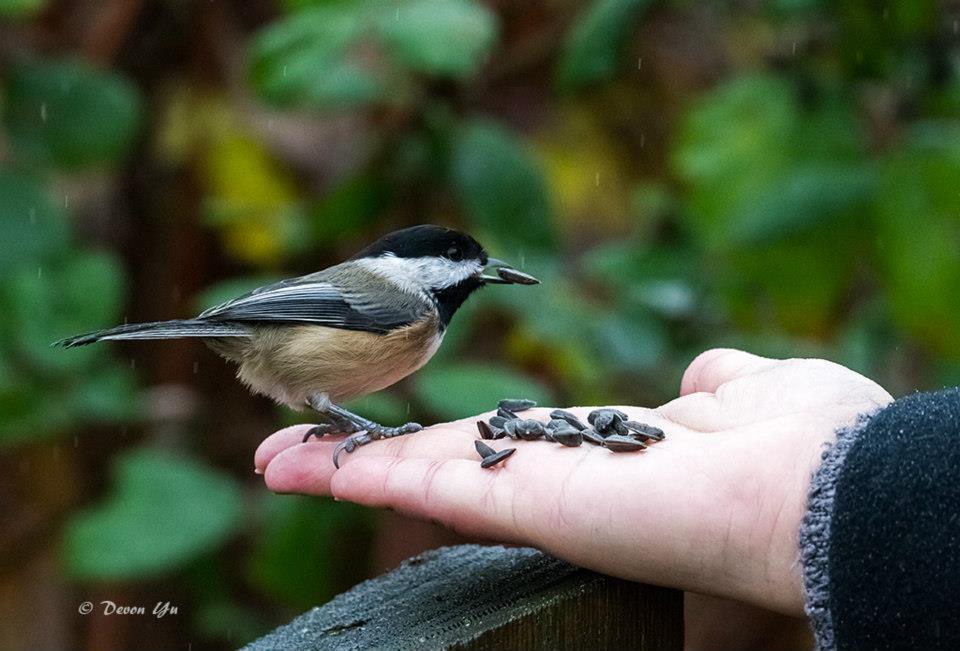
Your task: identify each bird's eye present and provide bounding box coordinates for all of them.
[446,246,463,261]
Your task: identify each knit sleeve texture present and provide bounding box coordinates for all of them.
[799,388,960,651]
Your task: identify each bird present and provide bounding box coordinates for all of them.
[56,225,539,466]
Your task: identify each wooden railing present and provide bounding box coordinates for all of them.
[241,544,683,650]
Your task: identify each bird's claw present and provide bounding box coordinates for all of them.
[330,421,423,469]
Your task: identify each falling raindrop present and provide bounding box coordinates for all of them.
[406,401,411,414]
[282,65,288,77]
[396,4,400,20]
[63,194,70,209]
[954,19,958,34]
[640,133,646,149]
[40,102,47,122]
[29,207,36,224]
[74,435,79,448]
[637,57,642,70]
[595,171,600,187]
[130,358,137,369]
[792,41,797,56]
[37,266,43,279]
[193,360,200,374]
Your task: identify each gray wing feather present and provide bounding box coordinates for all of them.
[197,269,424,334]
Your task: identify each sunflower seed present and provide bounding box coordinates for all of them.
[498,398,536,412]
[546,418,569,432]
[475,439,496,458]
[581,428,606,445]
[588,409,627,434]
[477,420,496,440]
[515,419,546,440]
[502,419,520,439]
[621,421,665,441]
[489,415,508,429]
[497,267,540,285]
[588,408,628,424]
[549,409,587,431]
[602,435,647,452]
[552,425,584,447]
[481,447,516,468]
[498,406,520,420]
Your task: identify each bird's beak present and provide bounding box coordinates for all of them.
[479,258,540,285]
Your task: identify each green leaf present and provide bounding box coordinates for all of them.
[343,392,411,425]
[450,120,555,249]
[248,495,371,608]
[674,75,867,248]
[0,171,70,275]
[555,0,652,91]
[69,365,142,423]
[724,164,875,245]
[581,242,699,318]
[64,449,243,580]
[4,59,142,168]
[0,377,75,446]
[7,251,125,372]
[415,362,554,420]
[248,5,384,108]
[0,0,45,18]
[590,312,667,371]
[875,125,960,358]
[378,0,497,77]
[311,174,389,242]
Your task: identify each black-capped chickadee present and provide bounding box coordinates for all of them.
[57,225,539,465]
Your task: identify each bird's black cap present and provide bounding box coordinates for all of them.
[352,225,487,264]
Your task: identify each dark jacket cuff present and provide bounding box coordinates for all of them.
[798,388,960,651]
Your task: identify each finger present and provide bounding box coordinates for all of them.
[263,442,338,495]
[657,392,726,432]
[255,424,318,473]
[329,455,533,542]
[262,424,503,494]
[680,348,777,396]
[254,413,493,475]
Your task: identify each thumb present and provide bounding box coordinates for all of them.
[679,348,777,396]
[660,349,779,432]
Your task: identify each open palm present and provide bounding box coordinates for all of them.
[256,349,891,615]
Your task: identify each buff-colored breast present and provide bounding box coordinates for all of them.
[209,316,442,408]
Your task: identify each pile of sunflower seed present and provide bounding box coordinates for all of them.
[474,399,665,468]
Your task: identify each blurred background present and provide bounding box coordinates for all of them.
[1,0,959,649]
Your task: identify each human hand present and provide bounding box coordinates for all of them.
[255,349,891,616]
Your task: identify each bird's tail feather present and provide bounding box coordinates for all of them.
[54,319,250,348]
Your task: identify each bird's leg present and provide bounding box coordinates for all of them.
[302,394,362,443]
[325,403,423,468]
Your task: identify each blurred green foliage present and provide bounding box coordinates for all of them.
[65,449,243,580]
[2,0,960,647]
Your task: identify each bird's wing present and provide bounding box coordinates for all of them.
[197,272,424,335]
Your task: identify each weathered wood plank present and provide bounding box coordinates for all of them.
[241,544,683,651]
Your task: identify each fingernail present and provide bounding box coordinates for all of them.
[254,467,263,475]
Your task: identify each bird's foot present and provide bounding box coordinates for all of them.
[301,418,362,443]
[332,421,422,469]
